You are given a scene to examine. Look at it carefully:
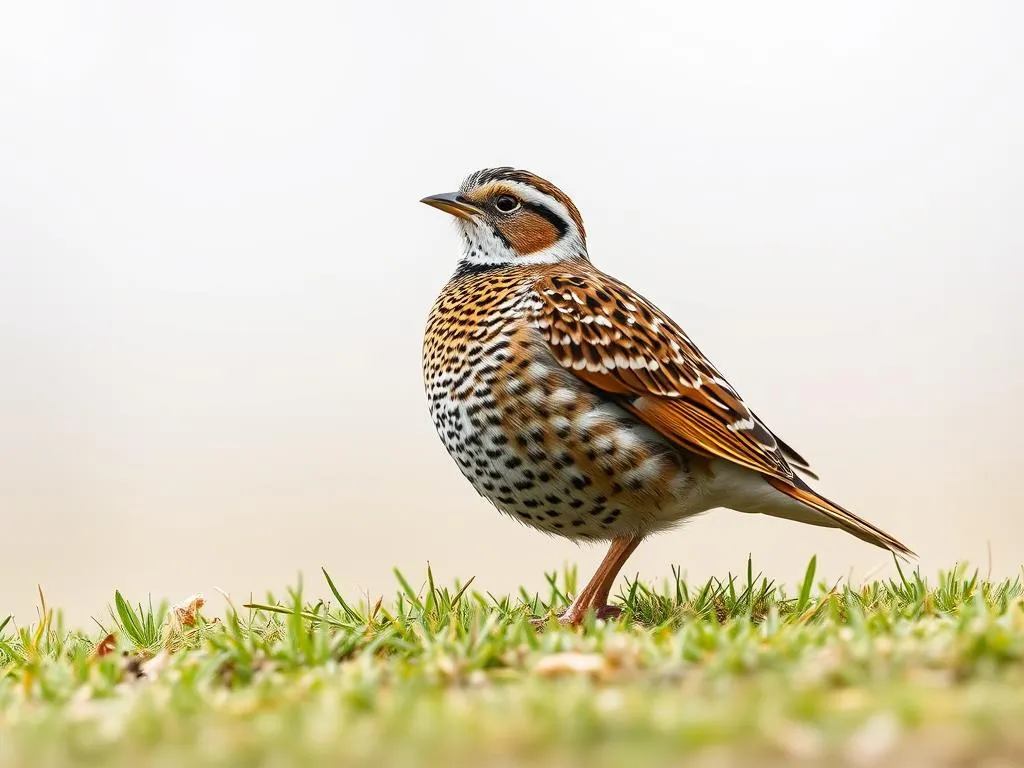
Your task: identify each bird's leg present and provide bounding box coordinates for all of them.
[559,536,642,626]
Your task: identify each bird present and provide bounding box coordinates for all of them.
[420,167,914,626]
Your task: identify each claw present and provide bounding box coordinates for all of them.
[530,603,625,629]
[592,604,623,621]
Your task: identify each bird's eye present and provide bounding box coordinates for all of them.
[494,195,520,213]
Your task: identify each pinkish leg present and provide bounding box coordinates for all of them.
[558,536,642,626]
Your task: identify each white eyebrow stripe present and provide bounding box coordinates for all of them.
[474,179,579,236]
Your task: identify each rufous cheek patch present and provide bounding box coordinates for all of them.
[496,211,561,255]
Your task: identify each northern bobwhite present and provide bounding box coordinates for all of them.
[421,167,913,625]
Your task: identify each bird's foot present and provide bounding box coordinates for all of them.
[591,604,623,621]
[530,603,624,628]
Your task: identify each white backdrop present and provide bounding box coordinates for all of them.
[2,2,1022,622]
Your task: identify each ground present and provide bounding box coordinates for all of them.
[2,558,1023,767]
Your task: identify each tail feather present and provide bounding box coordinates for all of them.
[749,411,820,481]
[774,436,819,480]
[766,476,915,561]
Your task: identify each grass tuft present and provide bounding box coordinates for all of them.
[2,558,1024,766]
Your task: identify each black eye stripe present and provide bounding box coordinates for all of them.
[522,202,568,238]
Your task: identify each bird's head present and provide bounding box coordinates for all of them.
[421,167,589,268]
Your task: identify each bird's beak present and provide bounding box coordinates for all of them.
[419,192,482,221]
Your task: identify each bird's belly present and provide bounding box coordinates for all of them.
[425,354,705,540]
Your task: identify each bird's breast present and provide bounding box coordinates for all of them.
[422,272,701,539]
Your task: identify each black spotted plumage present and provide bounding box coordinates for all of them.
[421,167,914,625]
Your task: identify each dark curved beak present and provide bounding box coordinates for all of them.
[419,192,482,221]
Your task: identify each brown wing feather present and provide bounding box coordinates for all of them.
[531,268,915,559]
[531,269,798,484]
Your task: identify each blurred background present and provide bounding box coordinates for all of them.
[2,3,1022,624]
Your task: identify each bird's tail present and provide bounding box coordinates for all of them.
[765,476,916,561]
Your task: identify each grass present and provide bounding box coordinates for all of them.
[2,558,1024,766]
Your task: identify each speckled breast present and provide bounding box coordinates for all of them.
[422,266,696,541]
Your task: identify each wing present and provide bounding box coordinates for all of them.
[530,270,813,485]
[529,268,915,560]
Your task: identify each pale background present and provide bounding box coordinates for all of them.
[2,2,1022,624]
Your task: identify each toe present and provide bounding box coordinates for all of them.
[530,604,625,628]
[593,604,623,621]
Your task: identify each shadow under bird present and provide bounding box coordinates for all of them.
[421,167,914,625]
